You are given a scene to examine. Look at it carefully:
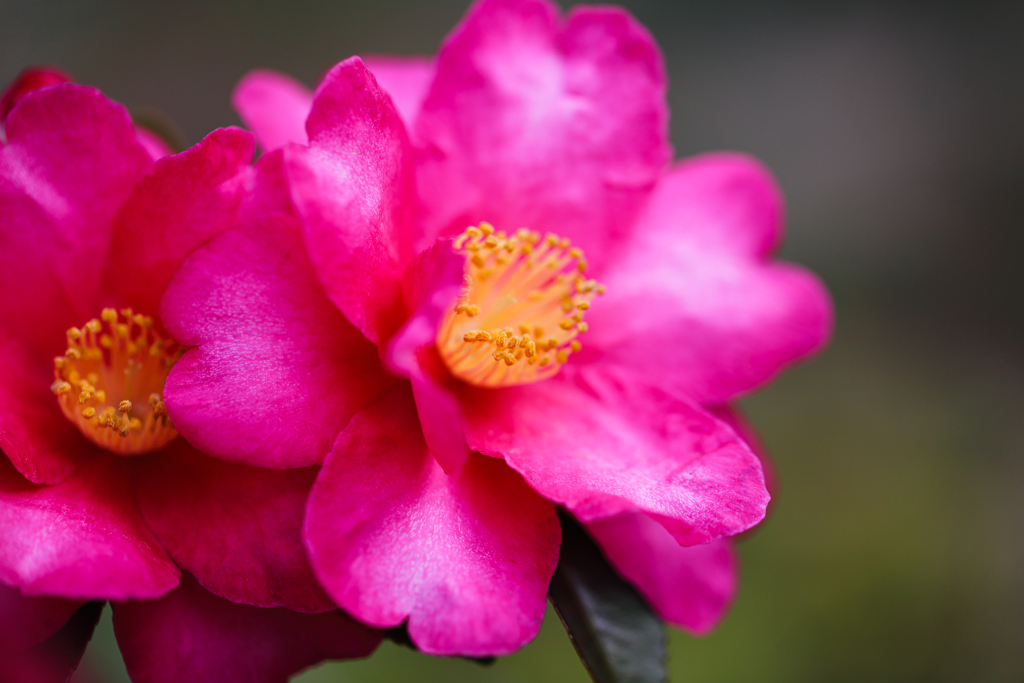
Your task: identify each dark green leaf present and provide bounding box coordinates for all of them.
[549,512,667,683]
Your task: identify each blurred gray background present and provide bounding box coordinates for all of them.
[4,0,1023,680]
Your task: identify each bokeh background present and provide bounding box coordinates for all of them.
[4,0,1023,680]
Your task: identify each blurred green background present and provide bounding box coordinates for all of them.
[5,0,1022,680]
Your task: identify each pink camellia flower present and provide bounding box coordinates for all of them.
[0,71,380,681]
[162,0,832,657]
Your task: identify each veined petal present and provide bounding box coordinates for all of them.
[459,367,769,546]
[0,83,152,356]
[414,0,670,268]
[361,55,434,129]
[287,56,416,344]
[0,454,179,600]
[160,197,391,469]
[304,387,560,656]
[584,154,834,404]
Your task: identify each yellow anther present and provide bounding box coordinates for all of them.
[596,285,606,295]
[577,322,589,333]
[52,311,180,455]
[571,340,582,353]
[577,260,588,272]
[66,327,81,341]
[438,224,604,387]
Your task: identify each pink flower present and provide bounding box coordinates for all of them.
[0,75,379,681]
[163,0,832,657]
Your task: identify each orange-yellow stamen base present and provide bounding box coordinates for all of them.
[51,307,179,455]
[437,223,605,388]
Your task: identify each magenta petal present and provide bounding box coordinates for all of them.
[232,69,313,152]
[286,56,416,344]
[0,327,89,484]
[0,454,179,600]
[134,440,334,613]
[585,513,737,634]
[134,125,175,160]
[305,387,560,656]
[414,0,669,267]
[0,582,84,654]
[160,168,392,468]
[387,241,470,473]
[101,127,254,317]
[0,600,102,683]
[0,83,151,355]
[460,368,769,545]
[113,573,381,683]
[585,154,834,404]
[361,55,434,128]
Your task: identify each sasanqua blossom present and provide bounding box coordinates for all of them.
[0,71,378,682]
[162,0,832,658]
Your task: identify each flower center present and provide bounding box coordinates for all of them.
[50,308,179,455]
[437,223,604,388]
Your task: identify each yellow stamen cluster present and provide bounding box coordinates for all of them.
[50,307,179,455]
[437,223,605,387]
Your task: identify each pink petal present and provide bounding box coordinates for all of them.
[285,56,415,344]
[459,367,770,545]
[386,240,470,474]
[134,440,334,613]
[710,404,777,504]
[134,125,175,160]
[1,66,73,123]
[113,573,381,683]
[414,0,669,267]
[0,83,152,356]
[304,387,560,656]
[160,157,393,469]
[0,600,102,683]
[0,582,84,654]
[360,55,434,128]
[0,454,179,600]
[0,327,89,485]
[101,126,254,318]
[584,154,834,404]
[585,513,737,634]
[232,70,313,152]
